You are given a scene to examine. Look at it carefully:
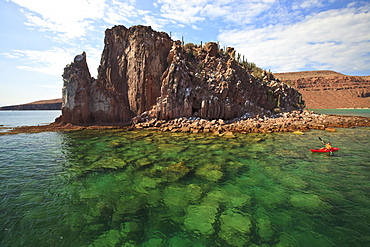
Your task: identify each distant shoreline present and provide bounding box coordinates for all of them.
[0,99,62,111]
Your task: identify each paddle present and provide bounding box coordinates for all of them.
[319,137,333,155]
[318,137,325,145]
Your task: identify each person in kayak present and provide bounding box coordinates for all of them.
[325,142,332,150]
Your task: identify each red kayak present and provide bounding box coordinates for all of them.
[310,147,339,153]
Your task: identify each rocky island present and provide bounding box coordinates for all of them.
[5,25,370,135]
[58,25,304,125]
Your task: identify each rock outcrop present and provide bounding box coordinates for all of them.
[60,25,304,125]
[275,71,370,109]
[61,26,172,124]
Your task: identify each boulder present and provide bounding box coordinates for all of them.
[218,209,252,246]
[204,42,218,57]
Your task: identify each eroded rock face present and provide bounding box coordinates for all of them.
[61,52,127,124]
[62,52,94,124]
[61,26,172,124]
[97,25,172,118]
[60,25,304,125]
[155,41,303,120]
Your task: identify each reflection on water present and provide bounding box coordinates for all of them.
[1,128,370,246]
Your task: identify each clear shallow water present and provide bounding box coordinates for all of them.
[309,108,370,118]
[0,110,61,132]
[1,128,370,246]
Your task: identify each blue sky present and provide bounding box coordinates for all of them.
[0,0,369,106]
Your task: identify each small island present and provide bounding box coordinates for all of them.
[3,25,370,135]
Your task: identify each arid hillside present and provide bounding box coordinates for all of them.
[274,71,370,109]
[0,99,62,110]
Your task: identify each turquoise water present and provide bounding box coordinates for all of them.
[0,110,61,132]
[309,108,370,118]
[1,127,370,246]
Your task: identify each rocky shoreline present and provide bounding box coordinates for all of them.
[133,110,370,135]
[3,110,369,135]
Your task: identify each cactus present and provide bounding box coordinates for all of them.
[298,95,305,107]
[182,36,184,53]
[277,94,281,107]
[267,90,274,102]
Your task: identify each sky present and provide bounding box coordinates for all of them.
[0,0,369,106]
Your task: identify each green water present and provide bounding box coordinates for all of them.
[1,128,370,246]
[309,108,370,118]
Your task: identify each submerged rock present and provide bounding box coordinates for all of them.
[256,217,275,242]
[195,164,224,182]
[142,238,164,247]
[168,236,205,247]
[202,184,251,209]
[290,193,331,212]
[163,185,190,208]
[184,203,219,235]
[218,209,252,246]
[92,157,127,170]
[90,229,121,247]
[162,162,190,181]
[185,184,203,203]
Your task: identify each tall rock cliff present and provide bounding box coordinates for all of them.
[97,25,172,119]
[60,25,304,125]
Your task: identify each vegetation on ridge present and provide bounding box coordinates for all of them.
[183,41,266,81]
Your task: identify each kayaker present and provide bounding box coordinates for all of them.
[325,142,332,150]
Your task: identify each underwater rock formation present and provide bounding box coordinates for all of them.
[60,25,304,125]
[218,209,252,246]
[184,203,219,235]
[195,163,223,182]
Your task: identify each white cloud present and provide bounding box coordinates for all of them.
[11,0,107,40]
[292,0,323,10]
[218,3,370,73]
[156,0,207,25]
[12,46,101,78]
[103,0,139,25]
[141,15,170,31]
[6,0,370,77]
[1,52,24,59]
[155,0,278,27]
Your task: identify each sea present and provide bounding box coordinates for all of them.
[309,108,370,118]
[0,110,369,246]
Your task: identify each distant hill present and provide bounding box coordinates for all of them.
[274,71,370,109]
[0,98,62,110]
[274,70,345,81]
